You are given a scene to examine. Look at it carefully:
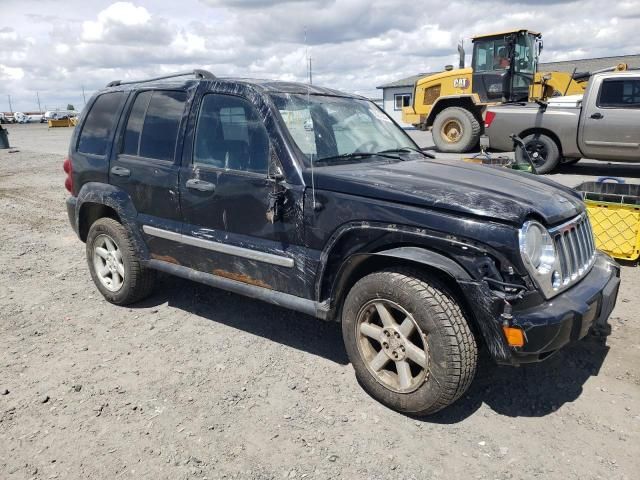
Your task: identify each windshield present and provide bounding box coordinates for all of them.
[271,93,417,165]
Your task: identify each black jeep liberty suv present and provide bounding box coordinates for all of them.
[65,69,620,415]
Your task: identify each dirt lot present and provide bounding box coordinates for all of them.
[1,123,639,479]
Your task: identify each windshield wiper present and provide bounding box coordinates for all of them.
[316,151,402,164]
[377,147,435,159]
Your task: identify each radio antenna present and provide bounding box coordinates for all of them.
[304,26,317,209]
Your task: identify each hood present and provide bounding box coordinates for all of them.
[304,158,584,226]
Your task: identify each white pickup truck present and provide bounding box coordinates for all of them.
[483,71,640,173]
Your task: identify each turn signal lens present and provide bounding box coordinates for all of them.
[503,326,525,347]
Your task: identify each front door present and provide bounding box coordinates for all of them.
[580,76,640,161]
[178,92,308,296]
[109,89,188,258]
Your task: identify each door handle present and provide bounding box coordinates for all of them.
[590,112,604,119]
[186,178,216,192]
[110,166,131,177]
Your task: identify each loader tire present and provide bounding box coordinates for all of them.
[432,107,481,153]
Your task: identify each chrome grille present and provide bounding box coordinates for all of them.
[550,213,596,287]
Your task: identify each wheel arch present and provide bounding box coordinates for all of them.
[324,245,474,324]
[78,202,121,242]
[75,182,149,259]
[426,96,484,128]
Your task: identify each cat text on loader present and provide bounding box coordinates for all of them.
[402,29,621,153]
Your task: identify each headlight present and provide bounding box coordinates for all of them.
[519,221,556,274]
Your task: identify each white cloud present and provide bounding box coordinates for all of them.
[82,2,152,42]
[0,0,639,111]
[0,65,25,80]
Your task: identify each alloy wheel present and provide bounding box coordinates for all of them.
[355,299,429,393]
[93,234,125,292]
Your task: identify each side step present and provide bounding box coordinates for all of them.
[147,259,329,320]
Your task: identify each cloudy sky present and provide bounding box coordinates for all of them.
[1,0,639,112]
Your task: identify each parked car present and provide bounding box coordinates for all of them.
[1,113,16,124]
[64,70,620,415]
[483,70,640,173]
[41,110,76,123]
[13,112,31,124]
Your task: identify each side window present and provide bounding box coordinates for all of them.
[122,91,152,155]
[194,94,269,174]
[598,78,640,108]
[77,92,126,155]
[393,94,412,111]
[121,90,187,161]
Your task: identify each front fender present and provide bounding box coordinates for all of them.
[326,244,513,363]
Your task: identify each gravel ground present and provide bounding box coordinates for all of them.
[1,123,639,480]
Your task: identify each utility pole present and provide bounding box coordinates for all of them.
[308,55,313,85]
[82,86,86,105]
[7,95,13,114]
[36,92,42,113]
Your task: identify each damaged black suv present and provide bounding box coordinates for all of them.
[65,69,620,415]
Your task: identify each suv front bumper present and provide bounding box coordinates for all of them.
[509,252,620,363]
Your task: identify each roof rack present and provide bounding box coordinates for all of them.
[106,69,216,88]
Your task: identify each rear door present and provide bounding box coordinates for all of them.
[580,75,640,160]
[109,89,188,257]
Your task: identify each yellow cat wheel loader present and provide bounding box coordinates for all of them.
[402,29,627,153]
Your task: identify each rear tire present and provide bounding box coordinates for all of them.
[86,218,155,305]
[342,268,477,416]
[432,107,481,153]
[516,133,560,174]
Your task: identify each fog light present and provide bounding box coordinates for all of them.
[552,271,561,289]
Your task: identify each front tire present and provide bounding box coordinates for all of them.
[432,107,481,153]
[516,133,561,174]
[342,268,477,416]
[86,218,155,305]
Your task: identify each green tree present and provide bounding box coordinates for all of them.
[67,104,75,111]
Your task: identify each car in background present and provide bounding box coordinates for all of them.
[13,112,31,124]
[483,70,640,173]
[41,110,77,123]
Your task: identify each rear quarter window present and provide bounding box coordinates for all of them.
[77,92,126,156]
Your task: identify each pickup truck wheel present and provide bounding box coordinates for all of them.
[86,218,156,305]
[516,133,560,174]
[342,268,477,415]
[432,107,481,153]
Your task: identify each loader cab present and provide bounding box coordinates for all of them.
[471,30,541,103]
